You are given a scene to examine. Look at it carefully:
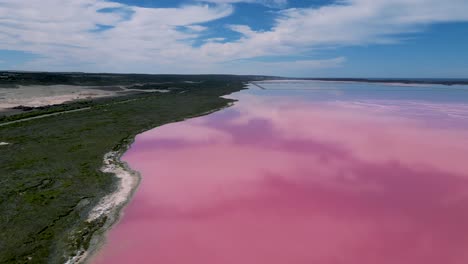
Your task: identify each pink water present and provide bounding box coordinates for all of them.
[94,83,468,264]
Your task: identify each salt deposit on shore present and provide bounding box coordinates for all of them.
[88,151,140,222]
[65,150,140,264]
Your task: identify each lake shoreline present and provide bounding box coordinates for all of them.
[69,99,240,264]
[0,75,253,263]
[66,145,141,264]
[92,80,468,264]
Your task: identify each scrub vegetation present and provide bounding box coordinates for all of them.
[0,73,259,263]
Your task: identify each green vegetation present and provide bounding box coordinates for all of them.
[0,71,270,87]
[0,92,153,124]
[0,74,254,263]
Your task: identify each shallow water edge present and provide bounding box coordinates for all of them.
[67,100,240,264]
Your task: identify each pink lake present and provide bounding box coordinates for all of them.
[94,81,468,264]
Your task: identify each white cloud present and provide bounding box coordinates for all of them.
[0,0,468,75]
[220,57,346,76]
[200,0,468,61]
[205,37,226,43]
[201,0,287,8]
[185,25,209,32]
[0,1,234,72]
[228,25,257,37]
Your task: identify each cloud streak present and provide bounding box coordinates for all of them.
[202,0,287,8]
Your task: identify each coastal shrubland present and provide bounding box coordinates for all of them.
[0,74,254,263]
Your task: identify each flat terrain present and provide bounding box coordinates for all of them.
[0,73,256,263]
[0,85,117,112]
[2,72,464,264]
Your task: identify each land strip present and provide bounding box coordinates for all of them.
[0,74,253,263]
[0,108,91,127]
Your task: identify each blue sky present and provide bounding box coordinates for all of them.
[0,0,467,77]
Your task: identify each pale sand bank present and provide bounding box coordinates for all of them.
[65,150,140,264]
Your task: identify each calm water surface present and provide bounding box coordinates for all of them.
[95,81,468,264]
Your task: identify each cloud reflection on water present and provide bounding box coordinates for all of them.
[95,84,468,264]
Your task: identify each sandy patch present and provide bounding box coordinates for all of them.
[0,85,172,113]
[0,85,118,110]
[124,88,170,93]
